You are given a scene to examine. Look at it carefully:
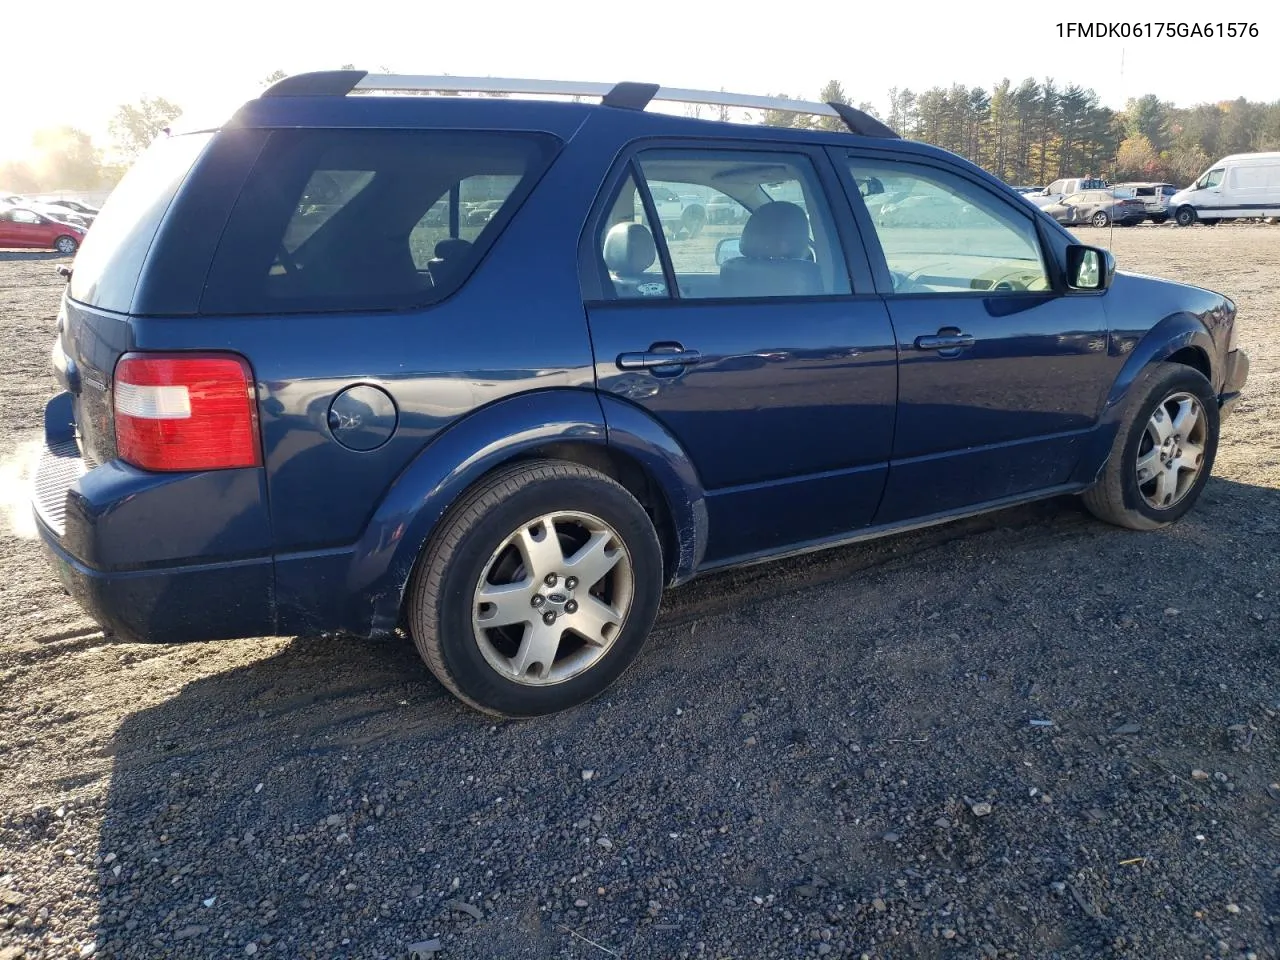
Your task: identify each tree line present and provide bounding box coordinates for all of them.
[5,72,1279,195]
[764,79,1280,187]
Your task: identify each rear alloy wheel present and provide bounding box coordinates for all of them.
[1091,211,1110,228]
[1082,362,1219,530]
[54,235,78,255]
[406,460,663,717]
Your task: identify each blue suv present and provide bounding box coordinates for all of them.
[33,71,1250,717]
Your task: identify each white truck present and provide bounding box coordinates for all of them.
[1168,152,1280,226]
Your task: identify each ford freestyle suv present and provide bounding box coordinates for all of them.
[32,71,1250,718]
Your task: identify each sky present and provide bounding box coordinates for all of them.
[1,0,1275,163]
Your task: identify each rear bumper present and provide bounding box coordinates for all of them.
[37,519,275,643]
[1219,347,1250,418]
[30,400,277,643]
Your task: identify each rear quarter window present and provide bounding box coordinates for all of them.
[69,132,214,313]
[199,128,559,315]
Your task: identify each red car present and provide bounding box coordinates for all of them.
[0,206,87,254]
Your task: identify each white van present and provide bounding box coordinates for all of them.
[1170,152,1280,226]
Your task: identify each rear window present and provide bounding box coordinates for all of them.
[69,132,213,313]
[199,128,558,315]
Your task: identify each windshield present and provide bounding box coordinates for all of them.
[69,132,213,312]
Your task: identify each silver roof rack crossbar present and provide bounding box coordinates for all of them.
[261,70,898,139]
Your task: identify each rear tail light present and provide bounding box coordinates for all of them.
[113,353,261,471]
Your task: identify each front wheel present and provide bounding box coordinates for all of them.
[1175,207,1197,227]
[406,460,664,717]
[1082,363,1219,531]
[54,235,79,255]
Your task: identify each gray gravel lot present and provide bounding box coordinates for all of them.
[0,226,1277,960]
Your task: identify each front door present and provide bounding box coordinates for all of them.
[583,144,898,566]
[839,152,1112,524]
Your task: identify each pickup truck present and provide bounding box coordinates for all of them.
[640,182,708,239]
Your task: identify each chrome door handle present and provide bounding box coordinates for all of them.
[617,349,703,370]
[915,333,974,350]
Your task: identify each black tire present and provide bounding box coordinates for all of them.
[1151,216,1168,224]
[1091,211,1110,228]
[405,459,664,718]
[1081,362,1219,531]
[54,235,78,255]
[1201,218,1219,226]
[680,205,706,240]
[1175,207,1197,227]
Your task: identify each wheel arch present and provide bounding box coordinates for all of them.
[1072,313,1216,485]
[344,388,706,638]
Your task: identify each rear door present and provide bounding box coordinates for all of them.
[582,142,898,566]
[834,150,1112,523]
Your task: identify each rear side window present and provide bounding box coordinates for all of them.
[200,129,558,315]
[69,132,213,313]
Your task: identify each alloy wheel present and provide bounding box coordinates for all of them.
[1135,391,1208,510]
[472,511,635,685]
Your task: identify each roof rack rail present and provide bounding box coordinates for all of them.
[261,70,899,139]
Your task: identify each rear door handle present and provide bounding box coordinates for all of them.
[617,348,703,370]
[915,332,974,351]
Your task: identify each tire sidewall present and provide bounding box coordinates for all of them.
[427,474,663,717]
[1116,367,1220,525]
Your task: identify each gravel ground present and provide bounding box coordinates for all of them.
[0,226,1277,960]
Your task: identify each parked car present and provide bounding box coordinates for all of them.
[1169,152,1280,226]
[642,182,707,239]
[34,197,100,217]
[1029,177,1109,207]
[32,71,1249,718]
[1041,190,1147,227]
[1111,182,1177,223]
[0,206,86,253]
[19,201,94,229]
[705,192,749,225]
[875,193,978,227]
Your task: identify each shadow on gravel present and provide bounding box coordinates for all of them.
[0,250,71,262]
[90,478,1280,960]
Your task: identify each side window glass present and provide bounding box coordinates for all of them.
[848,159,1050,295]
[409,174,523,271]
[598,173,669,299]
[634,149,851,299]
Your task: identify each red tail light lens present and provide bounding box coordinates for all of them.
[113,353,261,471]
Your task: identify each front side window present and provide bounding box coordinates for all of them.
[201,129,558,315]
[848,158,1050,295]
[11,209,41,224]
[600,148,850,300]
[1199,168,1225,189]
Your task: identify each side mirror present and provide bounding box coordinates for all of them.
[1066,245,1114,291]
[715,236,741,267]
